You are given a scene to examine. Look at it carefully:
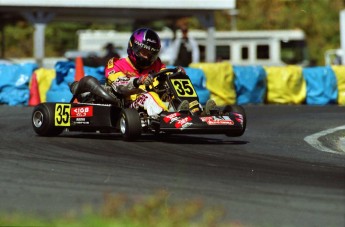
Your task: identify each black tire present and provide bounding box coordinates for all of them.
[119,108,142,141]
[32,103,64,136]
[223,105,247,137]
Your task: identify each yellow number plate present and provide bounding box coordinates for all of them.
[55,104,71,126]
[171,79,197,98]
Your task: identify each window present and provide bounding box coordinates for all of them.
[216,45,230,61]
[280,40,307,64]
[241,46,249,60]
[199,45,206,62]
[257,45,269,59]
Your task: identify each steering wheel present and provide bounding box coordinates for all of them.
[149,68,178,79]
[146,68,179,93]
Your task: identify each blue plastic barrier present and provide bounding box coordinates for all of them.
[54,61,105,86]
[46,61,74,102]
[2,61,344,106]
[184,67,210,105]
[302,66,338,105]
[0,62,38,105]
[185,67,206,89]
[233,65,267,105]
[85,66,106,84]
[47,61,105,102]
[46,88,73,103]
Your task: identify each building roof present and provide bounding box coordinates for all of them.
[0,0,235,23]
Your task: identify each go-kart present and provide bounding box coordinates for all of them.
[32,67,246,141]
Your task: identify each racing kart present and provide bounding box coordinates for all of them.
[32,67,246,141]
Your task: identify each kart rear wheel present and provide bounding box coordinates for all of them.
[223,105,247,137]
[119,108,142,141]
[32,103,64,136]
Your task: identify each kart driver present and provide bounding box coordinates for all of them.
[104,27,190,117]
[104,27,216,117]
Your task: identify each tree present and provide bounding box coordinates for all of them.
[231,0,344,65]
[4,20,33,58]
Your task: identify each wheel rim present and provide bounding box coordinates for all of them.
[120,117,126,135]
[33,110,44,128]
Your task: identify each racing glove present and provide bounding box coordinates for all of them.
[137,74,153,86]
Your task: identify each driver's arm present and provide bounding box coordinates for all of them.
[108,74,144,97]
[105,58,144,96]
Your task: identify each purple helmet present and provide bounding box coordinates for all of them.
[127,28,161,70]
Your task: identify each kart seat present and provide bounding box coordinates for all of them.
[69,76,119,105]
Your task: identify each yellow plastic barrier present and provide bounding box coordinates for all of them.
[189,62,236,105]
[331,65,345,105]
[264,65,306,104]
[34,68,56,103]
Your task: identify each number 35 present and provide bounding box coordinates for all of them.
[55,104,71,126]
[172,79,197,97]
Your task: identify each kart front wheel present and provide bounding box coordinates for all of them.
[119,108,142,141]
[32,103,64,136]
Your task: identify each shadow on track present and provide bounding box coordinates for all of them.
[142,134,249,145]
[58,132,249,145]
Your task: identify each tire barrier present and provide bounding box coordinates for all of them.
[303,66,338,105]
[46,61,76,103]
[47,61,105,102]
[0,62,38,106]
[233,65,267,105]
[332,65,345,105]
[190,62,236,106]
[1,61,345,106]
[265,65,306,104]
[33,68,56,103]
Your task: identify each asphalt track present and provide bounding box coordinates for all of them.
[0,105,344,226]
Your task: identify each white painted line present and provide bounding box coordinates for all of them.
[339,137,345,153]
[304,125,345,155]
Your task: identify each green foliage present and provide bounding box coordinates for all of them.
[4,21,33,57]
[45,22,88,56]
[45,22,118,57]
[232,0,344,65]
[4,21,119,57]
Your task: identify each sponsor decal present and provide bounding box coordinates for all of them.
[72,121,90,125]
[115,80,130,86]
[71,106,93,118]
[130,95,148,109]
[72,117,90,125]
[175,116,192,129]
[118,77,130,82]
[134,40,159,52]
[147,38,157,44]
[200,116,213,122]
[200,116,234,126]
[163,112,181,123]
[107,59,113,68]
[108,70,116,75]
[233,113,243,124]
[190,100,199,107]
[190,107,200,113]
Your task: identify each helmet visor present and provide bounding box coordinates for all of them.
[132,42,159,66]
